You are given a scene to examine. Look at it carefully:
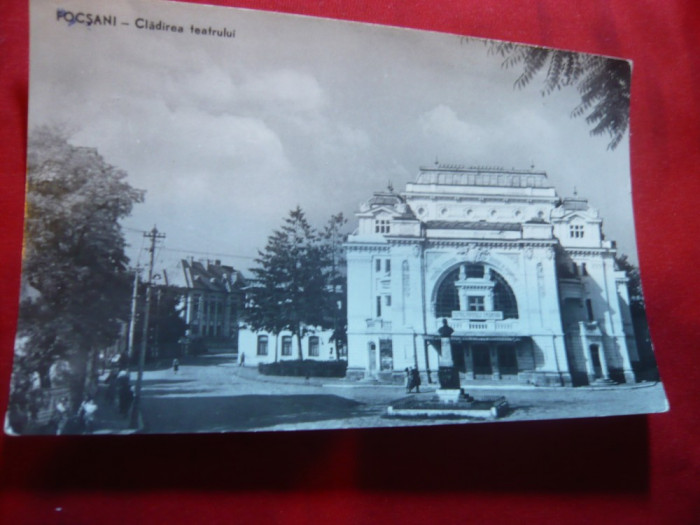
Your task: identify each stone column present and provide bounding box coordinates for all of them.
[465,344,474,380]
[597,345,610,380]
[490,344,500,380]
[579,324,596,382]
[456,265,468,312]
[615,335,637,384]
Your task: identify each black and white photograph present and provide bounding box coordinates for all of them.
[6,0,668,435]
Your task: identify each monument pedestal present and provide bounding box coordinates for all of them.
[437,365,460,389]
[436,389,463,404]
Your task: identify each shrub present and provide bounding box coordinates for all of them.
[258,359,347,378]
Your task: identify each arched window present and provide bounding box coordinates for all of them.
[434,264,518,319]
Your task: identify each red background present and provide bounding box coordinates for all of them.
[1,1,699,523]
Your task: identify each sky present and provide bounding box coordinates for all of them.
[29,0,637,284]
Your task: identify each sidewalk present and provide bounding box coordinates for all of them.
[230,363,423,391]
[230,364,659,393]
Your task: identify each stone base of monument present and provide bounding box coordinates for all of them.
[590,377,617,387]
[435,388,463,404]
[387,391,508,420]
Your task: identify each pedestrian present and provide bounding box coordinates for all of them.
[79,396,98,433]
[411,367,422,393]
[239,352,245,367]
[172,358,180,374]
[405,367,412,393]
[117,371,132,416]
[54,396,68,435]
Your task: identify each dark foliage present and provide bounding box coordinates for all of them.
[244,208,347,360]
[258,359,348,378]
[488,42,631,150]
[9,128,144,432]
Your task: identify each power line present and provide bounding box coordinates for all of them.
[123,225,257,261]
[159,246,257,260]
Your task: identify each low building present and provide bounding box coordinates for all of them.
[237,327,338,366]
[345,165,640,386]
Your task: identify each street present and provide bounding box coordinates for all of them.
[137,352,668,433]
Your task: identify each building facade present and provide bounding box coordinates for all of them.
[181,259,244,352]
[237,327,338,366]
[345,165,639,386]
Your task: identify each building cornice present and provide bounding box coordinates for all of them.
[425,239,557,250]
[345,242,392,253]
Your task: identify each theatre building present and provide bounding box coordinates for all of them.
[345,165,639,386]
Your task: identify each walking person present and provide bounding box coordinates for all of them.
[239,352,245,367]
[54,396,68,435]
[79,396,97,434]
[172,358,180,374]
[116,370,132,416]
[405,368,412,393]
[411,367,422,393]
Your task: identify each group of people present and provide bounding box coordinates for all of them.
[51,395,98,435]
[405,367,422,393]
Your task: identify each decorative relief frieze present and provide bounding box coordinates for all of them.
[345,243,390,254]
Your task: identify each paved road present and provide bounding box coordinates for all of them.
[138,353,668,433]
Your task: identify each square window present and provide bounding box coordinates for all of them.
[569,224,584,238]
[375,219,390,234]
[468,296,485,311]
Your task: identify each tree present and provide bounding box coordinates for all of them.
[244,208,337,360]
[321,213,348,358]
[488,42,631,150]
[615,254,658,379]
[8,127,144,432]
[132,283,187,360]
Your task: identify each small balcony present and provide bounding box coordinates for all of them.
[366,319,393,331]
[433,318,519,334]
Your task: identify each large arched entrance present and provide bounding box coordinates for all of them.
[433,263,518,320]
[431,263,526,381]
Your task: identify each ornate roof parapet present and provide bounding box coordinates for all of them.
[414,165,553,189]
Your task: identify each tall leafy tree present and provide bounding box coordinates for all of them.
[615,254,658,378]
[488,42,631,150]
[321,213,348,357]
[132,283,188,360]
[245,208,334,360]
[9,128,144,431]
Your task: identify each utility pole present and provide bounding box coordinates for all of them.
[126,267,140,363]
[130,226,165,429]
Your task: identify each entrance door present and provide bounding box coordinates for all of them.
[379,339,393,371]
[590,344,602,378]
[368,342,377,377]
[472,345,492,378]
[497,345,518,377]
[451,341,466,373]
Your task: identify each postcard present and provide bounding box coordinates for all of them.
[5,0,668,435]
